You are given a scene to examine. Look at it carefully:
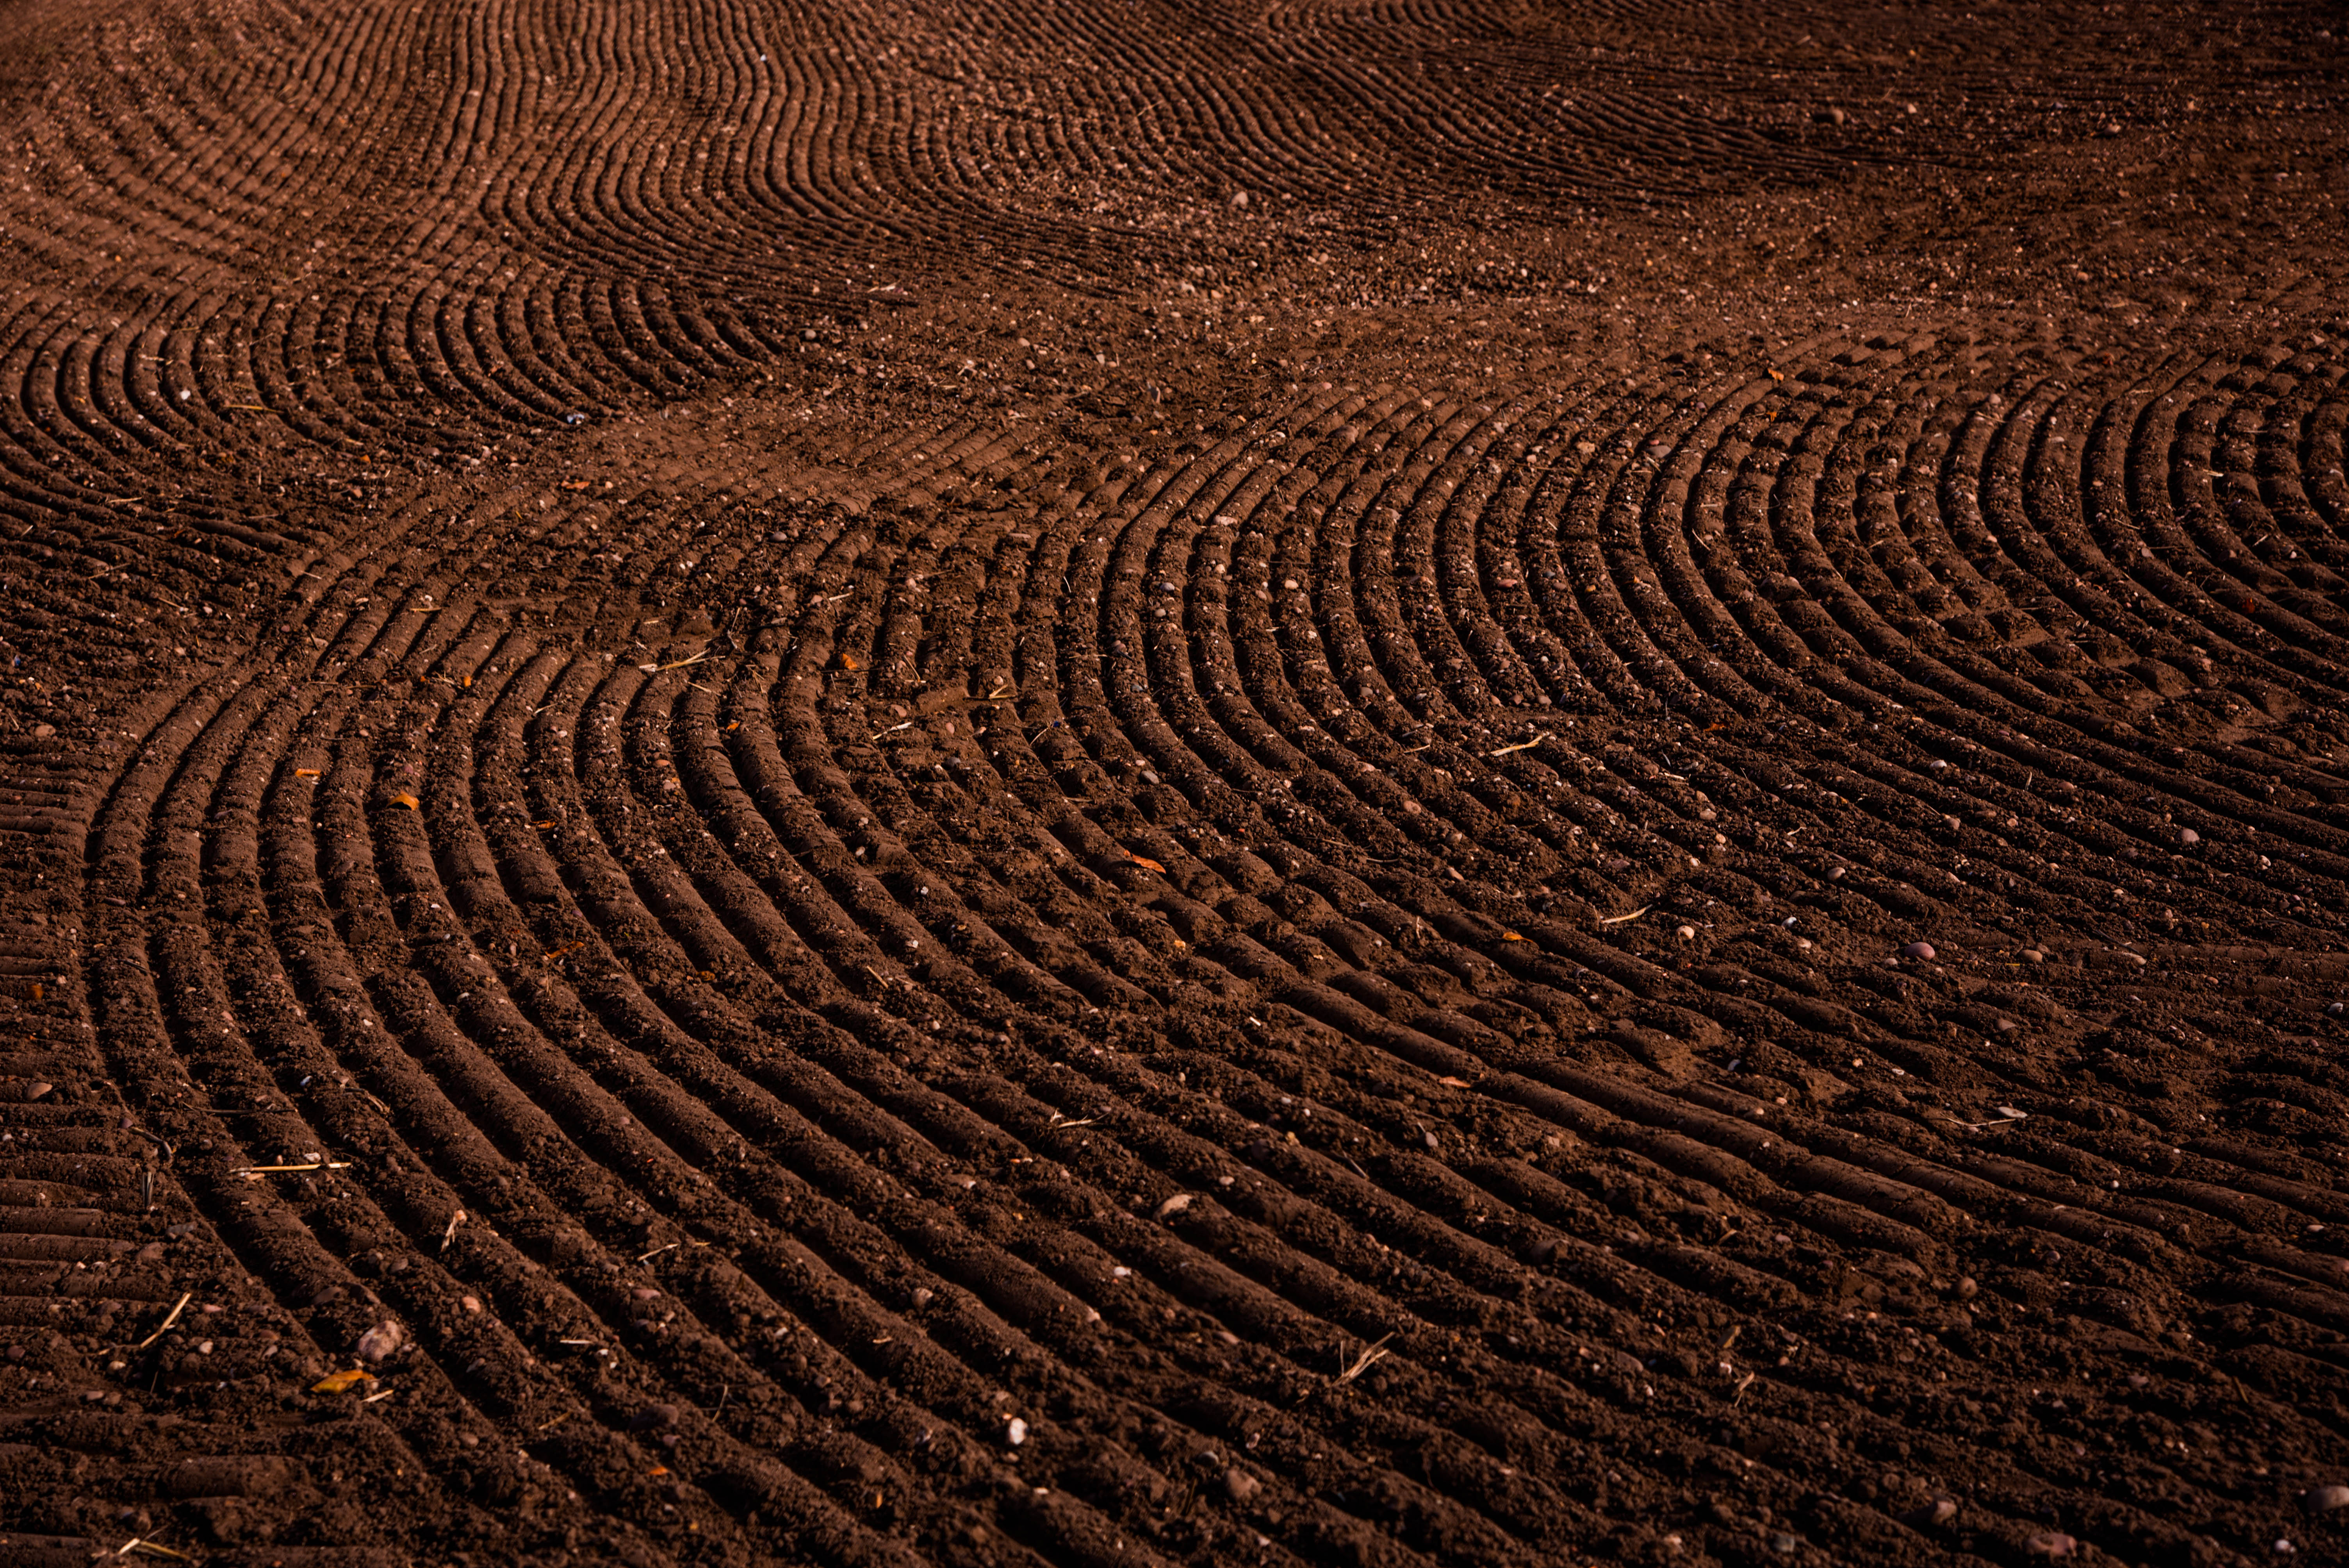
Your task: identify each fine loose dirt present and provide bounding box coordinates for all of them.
[0,2,2346,1564]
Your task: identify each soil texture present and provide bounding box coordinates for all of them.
[0,2,2347,1565]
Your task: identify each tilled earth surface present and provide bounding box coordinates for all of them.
[2,2,2348,1564]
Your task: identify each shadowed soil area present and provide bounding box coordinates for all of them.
[0,2,2346,1564]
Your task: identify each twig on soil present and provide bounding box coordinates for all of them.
[1597,906,1650,925]
[134,1292,192,1351]
[121,1122,174,1163]
[116,1538,193,1560]
[537,1411,572,1432]
[229,1162,350,1179]
[441,1209,466,1252]
[1932,1110,2028,1131]
[871,720,914,740]
[1336,1333,1393,1384]
[638,1240,709,1263]
[1489,737,1545,756]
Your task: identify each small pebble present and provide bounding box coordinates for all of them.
[2021,948,2044,963]
[1902,941,1936,960]
[1007,1417,1028,1446]
[1224,1467,1261,1504]
[2179,828,2200,846]
[2025,1533,2076,1557]
[2303,1485,2349,1514]
[355,1320,405,1364]
[1677,924,1697,942]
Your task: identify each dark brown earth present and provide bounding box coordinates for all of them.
[1,2,2347,1564]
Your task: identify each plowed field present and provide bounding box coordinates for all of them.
[2,2,2347,1564]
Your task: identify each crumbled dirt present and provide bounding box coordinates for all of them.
[1,2,2347,1565]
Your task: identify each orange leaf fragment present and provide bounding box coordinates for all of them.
[312,1368,376,1395]
[392,791,419,809]
[1438,1076,1472,1087]
[1125,850,1166,873]
[647,1464,670,1477]
[294,767,321,779]
[1501,930,1527,942]
[840,653,860,670]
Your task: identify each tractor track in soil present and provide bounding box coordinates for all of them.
[0,2,2347,1565]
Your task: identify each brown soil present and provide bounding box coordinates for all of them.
[0,2,2346,1564]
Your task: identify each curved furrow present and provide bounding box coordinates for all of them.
[9,1,2349,1563]
[615,474,1992,1558]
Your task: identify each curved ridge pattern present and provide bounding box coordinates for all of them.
[1,0,2346,1564]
